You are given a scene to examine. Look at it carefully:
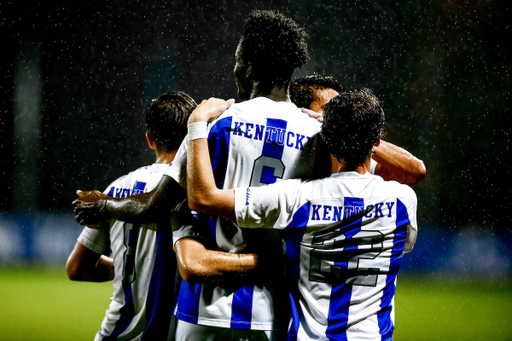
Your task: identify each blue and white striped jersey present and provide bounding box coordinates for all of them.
[165,97,325,331]
[234,172,418,340]
[78,163,177,341]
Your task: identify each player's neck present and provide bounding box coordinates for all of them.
[154,149,177,165]
[331,155,371,175]
[250,83,290,102]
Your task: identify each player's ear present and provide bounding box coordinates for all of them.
[374,137,381,147]
[146,132,156,150]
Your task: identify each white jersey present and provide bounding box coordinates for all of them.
[234,172,418,341]
[78,163,177,341]
[165,97,326,331]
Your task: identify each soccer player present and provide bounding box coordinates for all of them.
[67,91,259,341]
[290,74,426,186]
[185,89,417,341]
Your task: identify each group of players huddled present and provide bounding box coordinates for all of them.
[69,10,425,341]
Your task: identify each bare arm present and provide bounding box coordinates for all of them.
[175,237,258,283]
[186,98,236,220]
[372,140,426,186]
[73,175,186,225]
[66,242,114,282]
[301,108,426,185]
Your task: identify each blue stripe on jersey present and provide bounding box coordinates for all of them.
[231,285,255,329]
[285,202,310,279]
[208,116,232,189]
[285,202,310,341]
[132,181,147,194]
[261,118,287,184]
[208,216,217,241]
[377,199,410,340]
[141,228,175,340]
[102,282,136,340]
[175,281,202,324]
[326,197,364,341]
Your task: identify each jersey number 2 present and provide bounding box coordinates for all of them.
[309,230,385,287]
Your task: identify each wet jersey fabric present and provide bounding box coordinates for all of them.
[165,97,326,331]
[78,163,177,341]
[234,172,418,340]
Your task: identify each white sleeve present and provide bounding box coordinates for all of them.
[370,158,377,174]
[405,186,418,231]
[234,179,303,230]
[77,224,110,255]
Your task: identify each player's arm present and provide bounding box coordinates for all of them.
[175,237,257,283]
[186,98,236,220]
[301,108,426,185]
[73,175,186,225]
[403,223,417,253]
[370,140,426,185]
[66,242,114,282]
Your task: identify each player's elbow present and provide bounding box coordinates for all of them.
[188,192,215,215]
[178,259,209,283]
[66,257,82,281]
[405,160,426,186]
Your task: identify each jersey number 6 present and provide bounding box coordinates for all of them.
[249,155,286,187]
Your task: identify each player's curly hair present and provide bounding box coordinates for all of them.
[145,91,197,152]
[322,88,385,167]
[290,74,344,109]
[239,10,309,89]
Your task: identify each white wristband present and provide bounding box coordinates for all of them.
[188,121,208,141]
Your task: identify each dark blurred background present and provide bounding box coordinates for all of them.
[1,0,510,233]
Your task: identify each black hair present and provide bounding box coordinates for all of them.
[239,10,309,89]
[290,74,344,109]
[145,91,197,152]
[322,88,385,167]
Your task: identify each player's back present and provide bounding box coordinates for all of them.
[233,171,417,340]
[85,164,176,341]
[283,173,417,340]
[169,97,326,332]
[210,97,323,190]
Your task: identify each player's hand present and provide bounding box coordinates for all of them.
[188,97,235,123]
[73,190,110,225]
[74,189,108,203]
[301,107,324,122]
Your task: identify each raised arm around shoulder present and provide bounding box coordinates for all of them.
[372,140,426,185]
[186,98,236,221]
[73,175,186,225]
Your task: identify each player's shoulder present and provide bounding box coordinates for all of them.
[222,97,321,130]
[106,164,166,191]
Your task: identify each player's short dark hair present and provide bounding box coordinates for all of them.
[322,88,385,167]
[145,91,197,152]
[239,10,309,89]
[290,74,344,109]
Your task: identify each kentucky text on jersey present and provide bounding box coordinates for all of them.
[232,120,311,151]
[310,201,396,221]
[107,181,147,198]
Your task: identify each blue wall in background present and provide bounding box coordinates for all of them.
[1,211,511,276]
